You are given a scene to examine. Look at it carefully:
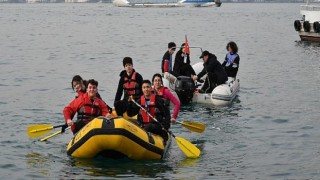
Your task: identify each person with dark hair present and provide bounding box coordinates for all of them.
[151,73,180,123]
[192,50,228,93]
[129,80,171,141]
[71,75,101,99]
[114,57,143,116]
[161,42,177,84]
[173,43,196,77]
[63,79,112,134]
[221,41,240,78]
[161,42,176,74]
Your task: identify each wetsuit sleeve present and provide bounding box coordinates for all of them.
[98,99,109,116]
[197,66,206,79]
[156,96,171,130]
[114,77,124,105]
[161,52,166,73]
[163,88,180,119]
[63,98,81,122]
[137,73,144,97]
[221,54,227,67]
[173,51,182,76]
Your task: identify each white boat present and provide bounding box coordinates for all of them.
[192,77,239,106]
[179,0,220,7]
[113,0,184,7]
[191,62,240,106]
[294,0,320,42]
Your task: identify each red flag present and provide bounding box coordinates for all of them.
[184,35,190,55]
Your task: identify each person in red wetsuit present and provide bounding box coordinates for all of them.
[63,79,112,134]
[151,73,180,124]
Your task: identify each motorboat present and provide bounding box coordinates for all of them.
[294,0,320,42]
[163,73,195,104]
[192,77,239,106]
[191,62,240,106]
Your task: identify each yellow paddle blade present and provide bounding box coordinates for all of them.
[175,136,201,158]
[26,124,54,139]
[178,121,206,133]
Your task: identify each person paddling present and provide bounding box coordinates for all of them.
[151,73,180,124]
[129,80,171,141]
[63,79,112,134]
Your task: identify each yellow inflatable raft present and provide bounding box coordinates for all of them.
[67,116,171,160]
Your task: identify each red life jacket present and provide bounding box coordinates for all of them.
[152,86,170,107]
[123,72,138,96]
[77,97,102,123]
[140,94,156,123]
[152,86,166,97]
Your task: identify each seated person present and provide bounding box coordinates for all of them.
[114,57,143,117]
[63,79,112,134]
[129,80,171,141]
[222,41,240,78]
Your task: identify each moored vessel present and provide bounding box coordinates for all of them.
[294,0,320,42]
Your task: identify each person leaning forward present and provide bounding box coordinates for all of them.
[114,57,143,116]
[192,50,228,93]
[63,79,112,134]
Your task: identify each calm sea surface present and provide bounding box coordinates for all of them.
[1,3,320,179]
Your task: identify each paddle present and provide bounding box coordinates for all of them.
[27,124,68,139]
[131,99,201,158]
[175,121,206,133]
[40,127,70,142]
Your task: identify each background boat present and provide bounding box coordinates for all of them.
[179,0,221,7]
[113,0,184,7]
[294,0,320,42]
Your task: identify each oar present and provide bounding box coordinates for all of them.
[175,121,206,133]
[40,127,70,142]
[131,99,200,158]
[27,124,67,139]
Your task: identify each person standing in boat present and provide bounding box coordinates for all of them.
[221,41,240,78]
[151,73,180,124]
[63,79,112,134]
[114,57,143,116]
[192,50,228,93]
[173,43,196,78]
[129,80,171,141]
[161,42,177,83]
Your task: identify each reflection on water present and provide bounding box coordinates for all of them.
[65,157,173,178]
[25,152,49,175]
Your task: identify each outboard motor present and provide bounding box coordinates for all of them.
[175,76,196,104]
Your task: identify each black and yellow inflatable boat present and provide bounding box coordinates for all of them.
[66,116,171,160]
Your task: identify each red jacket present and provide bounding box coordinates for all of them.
[63,93,109,131]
